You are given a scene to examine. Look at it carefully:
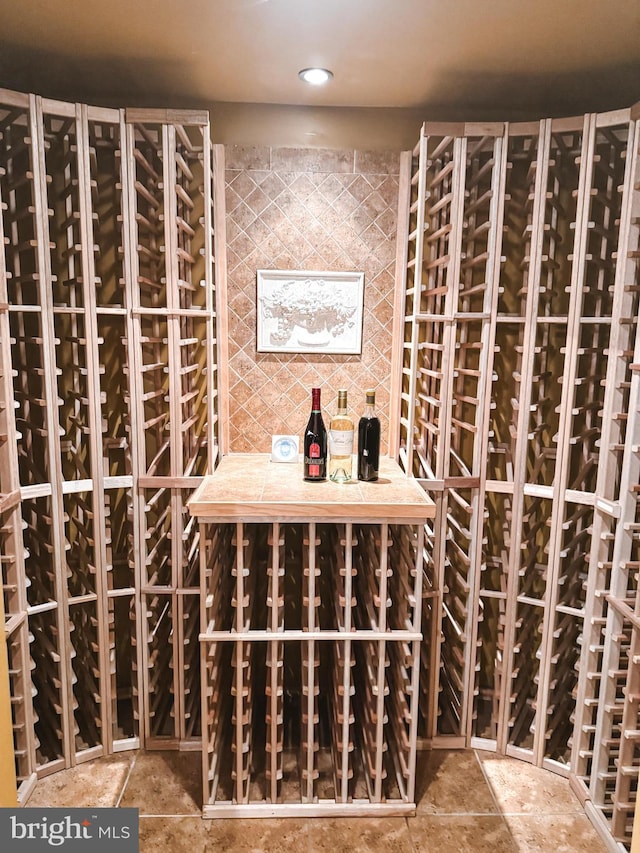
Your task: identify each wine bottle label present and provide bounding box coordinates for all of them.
[329,429,354,455]
[307,441,322,477]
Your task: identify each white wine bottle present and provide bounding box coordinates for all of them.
[328,389,354,482]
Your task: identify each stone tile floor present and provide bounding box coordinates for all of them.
[28,749,608,852]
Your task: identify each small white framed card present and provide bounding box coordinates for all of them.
[257,269,365,355]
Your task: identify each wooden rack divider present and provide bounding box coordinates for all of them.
[0,99,37,797]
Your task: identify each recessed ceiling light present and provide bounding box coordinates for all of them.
[298,67,333,86]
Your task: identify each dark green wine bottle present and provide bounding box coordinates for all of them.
[357,389,380,481]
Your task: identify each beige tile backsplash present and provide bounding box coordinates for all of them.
[224,145,400,453]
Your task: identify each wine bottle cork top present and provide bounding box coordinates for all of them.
[365,390,375,404]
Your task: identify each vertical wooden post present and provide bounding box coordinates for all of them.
[340,522,354,803]
[373,523,389,801]
[121,117,149,745]
[0,592,17,806]
[533,113,595,766]
[202,135,217,466]
[234,521,244,802]
[463,127,509,743]
[497,118,551,754]
[389,151,413,459]
[306,523,315,801]
[120,113,147,749]
[212,144,229,458]
[29,94,74,767]
[163,123,183,743]
[0,91,37,795]
[75,101,112,752]
[406,522,424,803]
[399,127,427,476]
[631,804,640,853]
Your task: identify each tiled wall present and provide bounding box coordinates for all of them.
[224,145,400,453]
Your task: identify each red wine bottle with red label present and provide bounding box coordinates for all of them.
[303,387,327,481]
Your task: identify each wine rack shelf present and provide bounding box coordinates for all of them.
[0,89,224,795]
[396,105,640,849]
[190,454,434,817]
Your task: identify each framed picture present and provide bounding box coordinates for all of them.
[256,269,365,355]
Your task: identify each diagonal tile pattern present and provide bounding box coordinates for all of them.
[28,748,609,852]
[224,146,400,453]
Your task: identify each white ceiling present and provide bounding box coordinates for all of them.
[0,0,638,142]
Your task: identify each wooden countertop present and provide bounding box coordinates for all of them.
[188,454,435,521]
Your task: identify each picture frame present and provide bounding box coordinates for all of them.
[256,269,365,355]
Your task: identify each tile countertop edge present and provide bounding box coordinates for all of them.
[187,454,435,520]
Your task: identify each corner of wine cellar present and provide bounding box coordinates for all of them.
[1,75,640,850]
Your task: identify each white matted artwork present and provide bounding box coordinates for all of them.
[256,269,365,354]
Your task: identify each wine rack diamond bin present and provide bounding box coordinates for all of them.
[190,454,434,817]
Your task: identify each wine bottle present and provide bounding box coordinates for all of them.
[328,389,354,483]
[303,387,327,481]
[357,389,380,481]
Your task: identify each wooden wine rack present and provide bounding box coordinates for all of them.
[190,454,434,817]
[125,110,221,749]
[0,89,223,795]
[396,105,640,849]
[2,77,640,850]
